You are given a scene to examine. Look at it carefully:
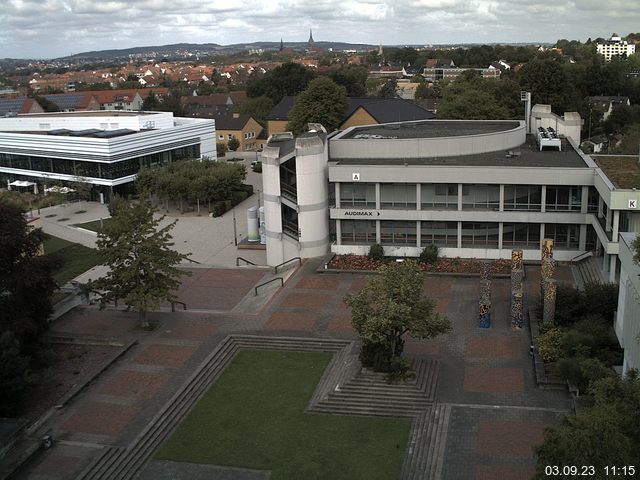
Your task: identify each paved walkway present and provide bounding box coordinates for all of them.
[13,259,573,480]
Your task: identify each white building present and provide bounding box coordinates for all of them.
[261,107,640,282]
[614,233,640,375]
[0,111,216,201]
[597,36,636,62]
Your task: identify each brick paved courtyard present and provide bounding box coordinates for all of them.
[16,261,573,480]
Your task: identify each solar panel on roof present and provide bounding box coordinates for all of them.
[92,129,136,138]
[42,93,85,109]
[48,129,72,135]
[0,98,26,116]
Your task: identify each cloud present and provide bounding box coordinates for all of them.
[0,0,639,58]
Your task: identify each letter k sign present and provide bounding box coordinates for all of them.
[629,199,638,209]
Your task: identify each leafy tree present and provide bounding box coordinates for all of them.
[238,95,274,126]
[286,76,348,134]
[0,331,31,416]
[90,198,190,328]
[534,373,640,478]
[518,59,576,113]
[0,201,57,346]
[216,142,228,158]
[379,79,398,98]
[344,260,451,372]
[142,91,160,110]
[328,66,369,97]
[438,89,508,119]
[633,234,640,265]
[227,137,240,151]
[246,62,316,104]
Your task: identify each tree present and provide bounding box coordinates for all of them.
[518,59,576,113]
[344,260,451,373]
[0,331,31,416]
[328,66,369,97]
[238,95,274,126]
[533,373,640,478]
[438,89,509,120]
[633,235,640,265]
[90,198,190,328]
[142,91,160,110]
[286,77,348,134]
[379,79,398,98]
[246,62,316,104]
[0,201,57,346]
[227,137,240,152]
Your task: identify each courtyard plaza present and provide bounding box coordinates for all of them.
[14,253,573,480]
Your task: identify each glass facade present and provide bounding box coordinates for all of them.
[545,223,580,249]
[503,185,542,211]
[380,184,417,209]
[502,223,541,248]
[545,186,582,211]
[421,184,458,210]
[461,222,500,247]
[341,220,376,245]
[461,184,500,210]
[380,220,416,245]
[421,221,458,246]
[340,183,376,208]
[0,145,199,181]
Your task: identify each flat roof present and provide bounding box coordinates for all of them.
[592,156,640,189]
[17,110,156,118]
[341,120,521,140]
[331,136,589,168]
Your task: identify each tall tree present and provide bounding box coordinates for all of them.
[0,201,56,345]
[90,198,190,327]
[238,95,274,127]
[344,260,451,372]
[518,59,576,113]
[379,79,398,98]
[286,76,348,134]
[246,62,316,104]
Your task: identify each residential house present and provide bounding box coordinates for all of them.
[597,36,636,62]
[214,113,263,152]
[265,96,436,136]
[40,92,100,111]
[0,97,44,116]
[588,96,631,121]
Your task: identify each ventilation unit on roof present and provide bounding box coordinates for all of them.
[536,127,561,151]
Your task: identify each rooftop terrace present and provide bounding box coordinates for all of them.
[341,120,521,140]
[592,156,640,189]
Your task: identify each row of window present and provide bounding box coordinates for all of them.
[337,183,598,212]
[217,132,257,141]
[340,220,594,249]
[0,145,200,180]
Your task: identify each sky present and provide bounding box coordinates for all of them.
[1,0,640,59]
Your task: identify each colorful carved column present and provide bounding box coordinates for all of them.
[510,249,524,329]
[540,238,555,305]
[479,260,491,328]
[542,279,557,325]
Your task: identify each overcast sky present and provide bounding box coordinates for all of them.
[1,0,639,59]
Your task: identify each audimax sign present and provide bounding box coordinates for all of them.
[344,210,381,216]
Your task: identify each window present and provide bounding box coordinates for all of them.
[461,222,499,247]
[587,187,599,213]
[545,186,582,211]
[421,221,457,246]
[503,185,542,211]
[227,134,233,140]
[502,223,541,248]
[380,221,416,245]
[341,220,376,245]
[545,224,580,249]
[421,184,457,209]
[461,184,500,210]
[340,183,375,208]
[380,184,416,209]
[218,135,223,140]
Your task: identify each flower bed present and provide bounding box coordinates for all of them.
[328,255,510,275]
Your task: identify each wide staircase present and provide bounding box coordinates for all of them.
[576,256,604,286]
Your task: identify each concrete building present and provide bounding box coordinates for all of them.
[261,106,640,279]
[615,232,640,375]
[0,110,216,201]
[597,36,636,62]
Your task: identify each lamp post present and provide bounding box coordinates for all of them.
[232,207,238,246]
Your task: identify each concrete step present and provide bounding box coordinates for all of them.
[310,404,422,418]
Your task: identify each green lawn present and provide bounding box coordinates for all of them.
[43,236,102,285]
[74,218,112,232]
[156,350,411,480]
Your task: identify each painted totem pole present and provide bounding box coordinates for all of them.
[479,260,491,328]
[510,249,524,329]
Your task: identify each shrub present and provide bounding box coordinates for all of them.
[359,338,405,373]
[536,327,564,362]
[582,282,618,322]
[555,356,614,393]
[419,244,439,264]
[230,190,249,206]
[0,332,31,416]
[368,243,384,261]
[210,200,227,217]
[554,284,584,326]
[252,161,262,173]
[239,183,254,195]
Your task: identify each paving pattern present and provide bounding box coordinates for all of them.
[13,260,574,480]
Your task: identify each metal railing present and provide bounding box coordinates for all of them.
[570,251,593,264]
[274,257,301,274]
[184,256,202,264]
[254,277,283,296]
[236,256,258,266]
[171,301,187,312]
